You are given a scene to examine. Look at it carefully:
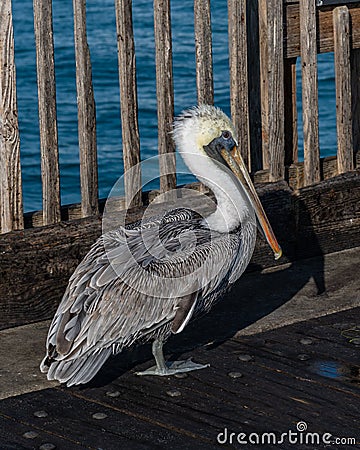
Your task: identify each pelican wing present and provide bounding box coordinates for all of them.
[41,208,244,385]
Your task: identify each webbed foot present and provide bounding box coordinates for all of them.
[136,358,209,376]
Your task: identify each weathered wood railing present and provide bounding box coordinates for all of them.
[1,0,360,234]
[1,0,360,331]
[0,0,23,233]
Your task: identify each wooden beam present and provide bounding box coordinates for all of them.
[259,0,285,180]
[154,0,176,194]
[1,173,359,330]
[267,0,285,181]
[333,6,353,174]
[259,0,269,169]
[114,0,142,208]
[351,48,360,168]
[194,0,214,105]
[228,0,250,169]
[73,0,99,217]
[0,0,23,233]
[299,0,320,186]
[284,58,298,166]
[246,0,263,172]
[33,0,61,225]
[284,3,360,59]
[22,181,208,229]
[288,155,340,190]
[294,171,360,260]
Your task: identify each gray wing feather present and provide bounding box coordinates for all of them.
[41,208,252,385]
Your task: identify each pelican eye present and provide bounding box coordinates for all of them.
[221,130,232,140]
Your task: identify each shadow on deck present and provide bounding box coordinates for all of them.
[0,307,359,449]
[0,247,359,449]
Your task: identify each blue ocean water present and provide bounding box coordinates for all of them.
[12,1,337,213]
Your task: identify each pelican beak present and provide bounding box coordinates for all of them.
[220,146,282,260]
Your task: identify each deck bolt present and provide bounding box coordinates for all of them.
[228,371,243,379]
[174,373,188,379]
[238,354,253,362]
[34,410,48,418]
[23,431,39,439]
[297,354,310,361]
[39,444,56,450]
[92,412,108,420]
[299,338,313,345]
[166,389,181,397]
[106,391,120,398]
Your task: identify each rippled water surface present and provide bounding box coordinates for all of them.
[12,1,337,212]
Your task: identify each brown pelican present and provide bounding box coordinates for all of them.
[40,105,281,386]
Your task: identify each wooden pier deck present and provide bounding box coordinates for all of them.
[0,248,359,450]
[1,1,360,448]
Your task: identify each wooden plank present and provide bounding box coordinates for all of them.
[351,48,360,168]
[258,0,285,180]
[228,0,250,169]
[114,0,142,208]
[288,155,340,190]
[0,412,84,450]
[333,6,354,174]
[232,328,360,400]
[154,0,176,194]
[7,329,358,446]
[258,0,269,169]
[63,304,352,423]
[1,308,359,447]
[318,0,360,5]
[0,388,199,449]
[1,175,360,330]
[22,181,209,228]
[74,313,360,437]
[284,3,360,58]
[33,0,61,225]
[284,58,298,166]
[0,182,284,330]
[0,190,216,330]
[0,0,23,233]
[73,0,99,217]
[194,0,214,105]
[267,0,285,181]
[246,0,263,173]
[294,171,360,259]
[299,0,320,186]
[104,367,295,435]
[253,169,270,184]
[193,339,360,426]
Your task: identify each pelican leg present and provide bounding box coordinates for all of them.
[136,338,209,376]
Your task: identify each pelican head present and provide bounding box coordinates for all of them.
[173,105,282,260]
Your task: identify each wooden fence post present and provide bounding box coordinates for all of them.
[33,0,61,225]
[194,0,214,105]
[351,49,360,168]
[284,58,298,166]
[73,0,99,217]
[0,0,23,233]
[333,6,353,174]
[259,0,269,170]
[259,0,285,181]
[228,0,250,169]
[154,0,176,194]
[115,0,142,208]
[246,0,262,173]
[299,0,320,186]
